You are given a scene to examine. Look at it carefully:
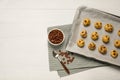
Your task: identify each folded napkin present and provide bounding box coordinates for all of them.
[47,24,107,77]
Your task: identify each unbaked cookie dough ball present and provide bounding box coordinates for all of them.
[88,42,96,50]
[91,32,99,41]
[118,30,120,36]
[83,18,91,26]
[110,50,118,58]
[94,21,102,29]
[114,40,120,48]
[104,24,113,32]
[77,39,85,48]
[80,30,87,38]
[102,35,110,43]
[98,45,107,54]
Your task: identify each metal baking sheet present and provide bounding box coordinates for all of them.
[66,7,120,66]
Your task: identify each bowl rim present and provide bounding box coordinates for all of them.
[48,28,65,46]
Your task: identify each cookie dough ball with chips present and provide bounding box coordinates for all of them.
[94,21,102,29]
[102,35,110,43]
[77,39,85,48]
[88,42,96,50]
[83,18,91,26]
[80,30,87,38]
[91,32,99,41]
[118,30,120,36]
[110,50,118,58]
[104,24,113,32]
[98,45,107,54]
[114,40,120,48]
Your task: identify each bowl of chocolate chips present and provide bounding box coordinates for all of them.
[48,28,65,46]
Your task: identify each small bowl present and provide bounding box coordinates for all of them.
[48,28,65,46]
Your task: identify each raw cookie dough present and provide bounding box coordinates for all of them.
[77,39,85,48]
[88,42,96,50]
[104,24,113,32]
[83,18,91,26]
[80,30,87,38]
[98,45,107,54]
[102,35,110,43]
[94,21,102,29]
[118,30,120,36]
[114,40,120,48]
[110,50,118,58]
[91,32,99,40]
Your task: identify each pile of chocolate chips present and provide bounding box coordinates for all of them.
[48,29,64,44]
[59,50,75,65]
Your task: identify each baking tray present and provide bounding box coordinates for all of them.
[66,7,120,66]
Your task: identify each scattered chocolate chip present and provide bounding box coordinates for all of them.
[58,50,75,65]
[62,58,65,61]
[63,62,66,65]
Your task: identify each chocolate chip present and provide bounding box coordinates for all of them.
[48,29,64,44]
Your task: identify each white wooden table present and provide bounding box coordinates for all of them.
[0,0,120,80]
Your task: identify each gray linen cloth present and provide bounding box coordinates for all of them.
[47,24,107,77]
